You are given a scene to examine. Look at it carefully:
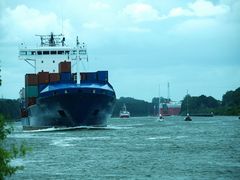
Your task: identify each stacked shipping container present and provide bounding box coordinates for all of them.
[25,74,38,107]
[24,61,108,108]
[38,71,49,93]
[59,61,71,83]
[80,71,108,83]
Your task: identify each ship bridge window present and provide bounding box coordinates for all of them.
[37,51,42,55]
[31,51,36,55]
[20,51,27,55]
[79,50,86,54]
[71,50,77,55]
[58,51,64,54]
[51,51,56,55]
[43,51,49,55]
[65,51,69,54]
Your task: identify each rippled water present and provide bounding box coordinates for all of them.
[7,116,240,179]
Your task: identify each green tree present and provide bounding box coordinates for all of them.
[0,115,27,179]
[112,97,153,117]
[180,95,220,115]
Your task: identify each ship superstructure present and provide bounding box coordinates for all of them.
[19,33,116,130]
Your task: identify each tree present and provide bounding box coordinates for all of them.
[0,114,27,179]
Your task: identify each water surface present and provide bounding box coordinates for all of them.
[8,116,240,179]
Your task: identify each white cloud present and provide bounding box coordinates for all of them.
[169,0,230,18]
[89,2,110,10]
[189,0,230,17]
[125,27,151,33]
[0,5,74,42]
[170,18,218,34]
[169,7,193,17]
[122,3,161,22]
[82,21,102,29]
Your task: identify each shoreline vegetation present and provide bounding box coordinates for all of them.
[0,114,27,178]
[0,87,239,120]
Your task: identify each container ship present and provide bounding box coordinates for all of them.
[160,101,181,116]
[19,33,116,130]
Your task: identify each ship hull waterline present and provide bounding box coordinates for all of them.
[22,90,116,130]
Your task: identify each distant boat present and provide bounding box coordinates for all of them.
[184,90,192,121]
[157,85,164,121]
[159,83,181,116]
[158,113,164,121]
[119,104,130,118]
[184,113,192,121]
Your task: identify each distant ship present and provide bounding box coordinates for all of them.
[119,104,130,118]
[159,83,181,116]
[19,33,116,130]
[160,101,181,116]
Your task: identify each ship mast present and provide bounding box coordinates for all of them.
[76,36,80,84]
[158,84,161,116]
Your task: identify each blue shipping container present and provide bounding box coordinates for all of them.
[38,84,48,93]
[86,72,97,81]
[60,72,72,82]
[97,71,108,82]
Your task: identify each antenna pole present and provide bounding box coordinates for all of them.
[167,82,170,101]
[158,84,161,116]
[76,36,80,84]
[186,90,189,115]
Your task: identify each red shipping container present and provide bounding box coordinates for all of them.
[25,74,38,85]
[27,97,36,107]
[49,73,60,82]
[38,72,49,84]
[59,61,71,73]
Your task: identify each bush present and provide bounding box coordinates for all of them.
[0,114,27,179]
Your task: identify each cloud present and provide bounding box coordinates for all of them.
[169,7,193,17]
[122,3,162,22]
[82,21,102,29]
[170,18,218,34]
[0,5,74,42]
[89,2,110,10]
[124,27,151,33]
[169,0,230,18]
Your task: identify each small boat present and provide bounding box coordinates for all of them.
[184,113,192,121]
[184,90,192,121]
[159,113,164,120]
[119,104,130,118]
[157,85,164,122]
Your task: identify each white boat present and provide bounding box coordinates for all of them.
[119,104,130,118]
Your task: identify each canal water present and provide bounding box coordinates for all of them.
[7,116,240,179]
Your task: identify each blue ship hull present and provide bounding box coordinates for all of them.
[22,83,116,130]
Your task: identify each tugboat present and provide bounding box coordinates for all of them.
[19,33,116,130]
[119,104,130,118]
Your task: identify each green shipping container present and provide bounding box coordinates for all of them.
[25,85,38,97]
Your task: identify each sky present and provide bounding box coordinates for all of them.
[0,0,239,102]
